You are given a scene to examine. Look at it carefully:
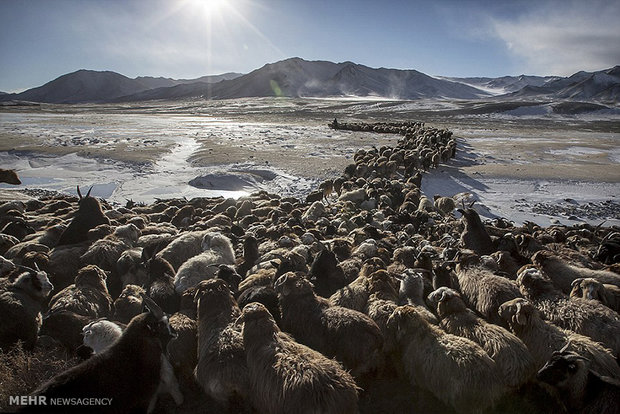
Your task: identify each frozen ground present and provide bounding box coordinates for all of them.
[0,98,619,226]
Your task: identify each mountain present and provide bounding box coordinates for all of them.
[0,70,242,104]
[442,74,560,95]
[510,66,620,101]
[2,59,618,104]
[117,58,489,101]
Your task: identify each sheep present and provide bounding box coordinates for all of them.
[173,231,236,294]
[364,270,399,341]
[275,272,383,378]
[47,264,113,319]
[0,266,53,350]
[239,302,359,414]
[143,252,179,314]
[570,277,620,313]
[427,287,536,389]
[458,206,495,255]
[194,278,249,409]
[398,269,438,324]
[0,168,21,185]
[156,229,210,271]
[433,195,456,215]
[116,248,149,288]
[56,186,110,246]
[40,309,92,351]
[113,284,145,324]
[498,298,620,379]
[309,248,346,297]
[532,250,620,293]
[455,251,521,326]
[24,295,177,414]
[517,267,620,358]
[166,311,197,389]
[329,273,371,312]
[537,349,620,414]
[386,305,505,414]
[0,255,16,277]
[82,319,123,353]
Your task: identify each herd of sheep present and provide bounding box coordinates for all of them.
[0,120,619,414]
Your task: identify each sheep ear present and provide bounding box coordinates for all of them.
[77,185,83,200]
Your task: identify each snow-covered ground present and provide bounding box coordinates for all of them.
[0,98,618,226]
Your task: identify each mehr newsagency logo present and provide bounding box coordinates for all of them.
[10,396,113,407]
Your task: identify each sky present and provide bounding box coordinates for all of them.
[0,0,619,92]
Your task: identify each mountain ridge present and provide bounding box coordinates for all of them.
[1,58,618,104]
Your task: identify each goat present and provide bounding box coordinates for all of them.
[56,186,110,246]
[537,349,620,414]
[457,206,494,255]
[239,302,359,414]
[275,272,383,378]
[23,295,177,413]
[0,265,53,350]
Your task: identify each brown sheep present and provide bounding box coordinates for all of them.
[427,287,536,389]
[0,266,54,350]
[239,302,359,414]
[194,279,249,409]
[498,298,620,379]
[533,250,620,293]
[113,284,145,324]
[275,272,383,378]
[386,305,505,414]
[570,277,620,313]
[455,251,521,327]
[47,265,113,319]
[328,273,371,312]
[517,267,620,358]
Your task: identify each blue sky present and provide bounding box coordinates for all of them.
[1,0,619,92]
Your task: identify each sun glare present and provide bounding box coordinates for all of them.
[191,0,229,18]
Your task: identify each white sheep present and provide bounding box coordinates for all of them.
[173,232,235,294]
[82,319,123,353]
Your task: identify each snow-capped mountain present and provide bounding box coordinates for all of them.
[441,74,560,95]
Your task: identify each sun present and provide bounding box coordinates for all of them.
[190,0,229,18]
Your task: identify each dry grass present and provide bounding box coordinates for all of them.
[0,341,79,412]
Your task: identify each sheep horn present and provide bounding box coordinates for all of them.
[558,340,572,354]
[468,200,476,208]
[77,185,83,200]
[571,279,582,288]
[33,262,40,271]
[140,293,164,320]
[86,186,93,198]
